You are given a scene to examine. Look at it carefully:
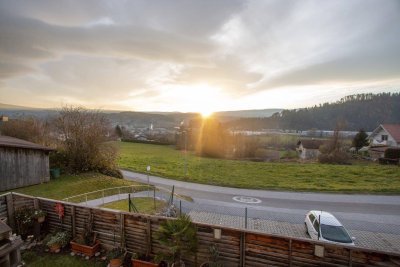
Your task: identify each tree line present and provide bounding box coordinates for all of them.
[226,92,400,131]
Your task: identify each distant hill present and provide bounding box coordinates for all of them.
[0,103,39,110]
[226,93,400,131]
[215,109,282,118]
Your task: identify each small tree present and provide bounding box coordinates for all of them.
[115,125,123,138]
[352,129,369,150]
[54,106,120,176]
[318,121,349,164]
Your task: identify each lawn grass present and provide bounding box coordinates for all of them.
[22,250,106,267]
[3,172,140,200]
[101,197,166,214]
[116,141,400,194]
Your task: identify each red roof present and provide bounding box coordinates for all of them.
[382,124,400,143]
[0,135,54,151]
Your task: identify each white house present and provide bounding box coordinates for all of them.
[296,139,325,160]
[368,124,400,148]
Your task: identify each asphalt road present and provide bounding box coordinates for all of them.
[121,170,400,235]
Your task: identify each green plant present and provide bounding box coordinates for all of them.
[155,214,198,266]
[47,231,71,248]
[15,207,34,236]
[75,213,96,246]
[32,209,47,219]
[107,247,125,260]
[207,245,222,267]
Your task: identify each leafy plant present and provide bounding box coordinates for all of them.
[47,231,71,248]
[74,213,96,246]
[207,245,222,267]
[32,209,47,219]
[15,207,34,236]
[155,214,198,266]
[107,247,125,260]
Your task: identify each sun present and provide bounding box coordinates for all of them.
[200,109,214,118]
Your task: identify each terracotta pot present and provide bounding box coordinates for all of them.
[70,240,100,257]
[132,258,159,267]
[37,216,45,223]
[110,258,122,267]
[49,244,61,252]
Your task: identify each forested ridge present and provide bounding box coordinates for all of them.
[227,93,400,131]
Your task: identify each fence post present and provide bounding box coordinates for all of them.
[6,193,15,231]
[85,195,88,206]
[33,198,40,239]
[179,200,182,215]
[289,239,292,267]
[245,207,248,229]
[71,206,76,238]
[128,194,131,212]
[102,191,105,205]
[146,219,152,256]
[240,232,245,267]
[118,188,121,201]
[153,187,156,210]
[120,213,125,248]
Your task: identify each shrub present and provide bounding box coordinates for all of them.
[384,148,400,159]
[318,150,350,165]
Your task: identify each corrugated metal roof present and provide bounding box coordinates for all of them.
[0,135,54,151]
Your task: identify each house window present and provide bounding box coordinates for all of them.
[381,135,388,141]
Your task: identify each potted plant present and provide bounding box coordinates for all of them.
[46,231,71,252]
[200,245,223,267]
[32,209,47,223]
[131,252,160,267]
[14,207,34,240]
[155,214,198,267]
[70,214,100,257]
[107,247,125,267]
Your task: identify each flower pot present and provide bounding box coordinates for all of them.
[49,244,61,252]
[132,258,159,267]
[70,240,100,257]
[109,258,122,267]
[37,216,45,223]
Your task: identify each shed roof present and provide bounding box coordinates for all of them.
[0,135,54,151]
[297,139,325,149]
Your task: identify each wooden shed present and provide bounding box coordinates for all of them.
[0,136,54,191]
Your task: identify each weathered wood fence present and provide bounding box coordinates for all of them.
[1,192,400,267]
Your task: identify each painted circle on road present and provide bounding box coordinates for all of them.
[232,196,262,204]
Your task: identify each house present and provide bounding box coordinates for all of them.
[368,124,400,159]
[296,139,325,160]
[369,124,400,147]
[0,135,54,191]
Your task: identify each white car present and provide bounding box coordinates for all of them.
[305,210,355,245]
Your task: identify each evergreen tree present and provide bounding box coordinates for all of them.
[352,129,369,149]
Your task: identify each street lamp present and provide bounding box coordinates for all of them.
[147,165,151,196]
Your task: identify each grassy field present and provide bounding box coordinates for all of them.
[116,142,400,194]
[101,197,166,214]
[3,172,140,199]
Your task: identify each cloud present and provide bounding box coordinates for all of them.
[0,0,399,110]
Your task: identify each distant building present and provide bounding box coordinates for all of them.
[296,139,325,160]
[369,124,400,147]
[368,124,400,159]
[0,136,54,191]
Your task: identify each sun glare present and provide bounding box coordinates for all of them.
[162,83,224,115]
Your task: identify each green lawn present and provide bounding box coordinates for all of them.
[101,197,166,214]
[3,172,140,200]
[22,250,106,267]
[116,142,400,194]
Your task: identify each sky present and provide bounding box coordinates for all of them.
[0,0,399,114]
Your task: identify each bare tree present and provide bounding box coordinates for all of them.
[54,106,120,175]
[0,116,52,146]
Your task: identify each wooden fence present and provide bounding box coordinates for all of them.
[1,192,400,267]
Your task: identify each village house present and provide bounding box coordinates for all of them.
[0,135,54,191]
[296,139,325,160]
[368,124,400,158]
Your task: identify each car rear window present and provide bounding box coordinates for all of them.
[320,224,352,243]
